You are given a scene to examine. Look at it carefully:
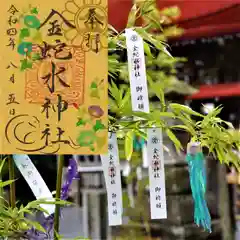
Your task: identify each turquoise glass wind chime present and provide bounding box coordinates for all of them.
[186,142,212,232]
[133,135,145,151]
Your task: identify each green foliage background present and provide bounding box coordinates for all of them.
[108,1,240,170]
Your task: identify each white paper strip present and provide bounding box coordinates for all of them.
[125,28,150,113]
[147,128,167,219]
[101,132,123,226]
[13,154,55,216]
[142,142,149,168]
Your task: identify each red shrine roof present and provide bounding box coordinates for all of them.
[109,0,240,39]
[186,83,240,100]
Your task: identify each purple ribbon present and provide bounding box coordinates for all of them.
[24,158,79,239]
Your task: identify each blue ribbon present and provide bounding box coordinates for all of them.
[186,151,212,232]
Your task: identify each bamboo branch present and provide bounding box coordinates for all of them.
[0,155,3,208]
[8,155,16,208]
[54,155,64,240]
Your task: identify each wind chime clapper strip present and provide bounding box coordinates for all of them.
[101,132,123,226]
[147,128,167,219]
[186,142,212,233]
[125,28,150,114]
[13,154,55,216]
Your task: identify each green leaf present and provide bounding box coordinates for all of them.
[152,111,176,120]
[0,158,6,174]
[171,124,195,135]
[131,111,153,120]
[134,129,147,140]
[150,82,165,104]
[164,77,198,95]
[215,146,226,164]
[34,206,50,216]
[34,198,72,206]
[76,119,87,127]
[93,120,106,132]
[31,7,39,14]
[91,82,98,89]
[126,4,138,28]
[18,208,33,215]
[19,28,30,40]
[108,24,118,34]
[120,88,131,108]
[0,179,15,188]
[109,81,122,104]
[20,59,32,71]
[166,129,182,152]
[31,53,41,61]
[161,6,180,18]
[223,120,234,129]
[125,131,134,161]
[136,28,166,52]
[170,103,204,117]
[162,46,172,58]
[143,41,153,58]
[25,219,46,233]
[227,150,240,170]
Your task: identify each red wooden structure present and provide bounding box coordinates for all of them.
[109,0,240,99]
[109,0,240,39]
